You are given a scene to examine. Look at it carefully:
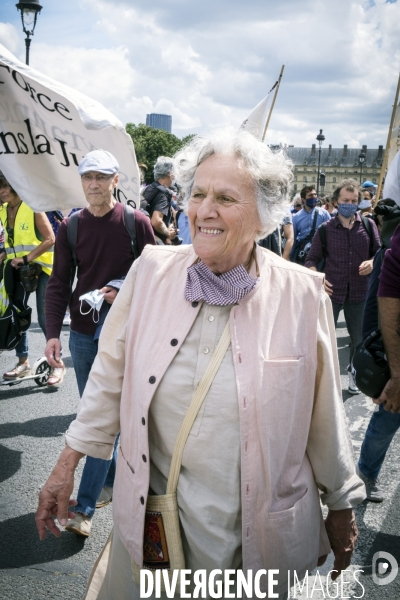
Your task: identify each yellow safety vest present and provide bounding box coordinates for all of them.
[0,202,53,276]
[0,259,10,316]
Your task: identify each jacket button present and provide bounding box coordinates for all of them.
[140,496,145,505]
[149,376,156,384]
[142,454,147,462]
[191,301,199,307]
[171,339,178,346]
[142,417,145,425]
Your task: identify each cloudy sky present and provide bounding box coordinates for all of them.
[1,0,400,148]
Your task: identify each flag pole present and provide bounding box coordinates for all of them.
[262,65,285,142]
[375,72,400,205]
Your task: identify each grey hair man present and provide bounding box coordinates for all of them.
[44,149,155,537]
[143,156,178,244]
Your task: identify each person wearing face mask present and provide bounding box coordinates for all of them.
[358,191,374,218]
[306,179,381,394]
[290,186,330,264]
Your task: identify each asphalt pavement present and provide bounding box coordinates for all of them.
[0,306,399,600]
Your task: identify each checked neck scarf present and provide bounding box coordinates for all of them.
[185,259,259,306]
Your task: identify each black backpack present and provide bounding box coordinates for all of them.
[66,204,139,284]
[0,260,32,350]
[317,215,374,272]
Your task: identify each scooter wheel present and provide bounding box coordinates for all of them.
[32,357,51,386]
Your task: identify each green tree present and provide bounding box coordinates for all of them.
[126,123,192,184]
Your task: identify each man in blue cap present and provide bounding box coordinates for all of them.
[44,149,155,536]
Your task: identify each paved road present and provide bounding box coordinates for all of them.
[0,308,399,600]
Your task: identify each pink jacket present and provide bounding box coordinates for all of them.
[66,244,365,592]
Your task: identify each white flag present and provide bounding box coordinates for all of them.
[240,90,275,140]
[0,44,140,212]
[383,149,400,206]
[388,101,400,171]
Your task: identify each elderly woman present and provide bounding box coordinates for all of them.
[36,130,365,599]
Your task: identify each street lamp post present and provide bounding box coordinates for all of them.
[16,1,43,65]
[358,151,366,185]
[316,129,325,197]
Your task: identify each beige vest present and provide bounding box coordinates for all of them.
[111,244,332,592]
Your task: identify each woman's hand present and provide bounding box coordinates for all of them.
[324,508,358,580]
[35,446,83,540]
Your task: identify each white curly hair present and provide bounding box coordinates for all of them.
[174,129,293,240]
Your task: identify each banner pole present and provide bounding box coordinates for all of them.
[375,72,400,205]
[262,65,285,142]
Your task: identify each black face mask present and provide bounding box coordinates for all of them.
[305,198,318,208]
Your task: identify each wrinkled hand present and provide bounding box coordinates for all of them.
[35,447,83,540]
[359,259,373,276]
[324,508,358,580]
[99,286,118,305]
[45,338,63,369]
[324,278,333,296]
[373,377,400,413]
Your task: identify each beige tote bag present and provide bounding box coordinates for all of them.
[132,320,231,591]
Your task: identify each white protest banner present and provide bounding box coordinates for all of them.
[239,92,273,140]
[0,44,140,212]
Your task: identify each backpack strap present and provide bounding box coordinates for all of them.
[66,211,81,290]
[123,204,139,260]
[67,211,80,268]
[360,215,374,258]
[317,221,329,271]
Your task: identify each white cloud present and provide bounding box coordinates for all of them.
[0,23,21,56]
[1,0,400,148]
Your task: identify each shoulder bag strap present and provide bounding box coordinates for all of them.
[360,215,374,257]
[166,319,231,495]
[309,208,319,239]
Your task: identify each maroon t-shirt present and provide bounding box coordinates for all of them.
[45,203,155,339]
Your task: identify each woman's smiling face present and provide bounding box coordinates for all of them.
[188,154,261,274]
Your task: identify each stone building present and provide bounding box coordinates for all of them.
[283,144,384,198]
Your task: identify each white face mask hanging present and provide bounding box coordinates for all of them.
[79,290,105,323]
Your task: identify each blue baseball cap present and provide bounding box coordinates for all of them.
[78,150,119,175]
[361,180,377,188]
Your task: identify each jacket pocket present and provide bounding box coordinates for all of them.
[260,356,304,407]
[265,482,322,574]
[268,487,308,520]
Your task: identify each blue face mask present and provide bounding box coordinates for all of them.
[305,198,318,208]
[337,203,358,218]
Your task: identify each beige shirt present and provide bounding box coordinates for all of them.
[149,302,242,572]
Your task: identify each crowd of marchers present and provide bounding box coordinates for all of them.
[0,130,399,599]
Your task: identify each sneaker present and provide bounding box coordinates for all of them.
[356,464,384,502]
[96,486,113,509]
[3,362,31,381]
[47,363,66,387]
[348,370,361,395]
[63,312,71,326]
[65,513,92,537]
